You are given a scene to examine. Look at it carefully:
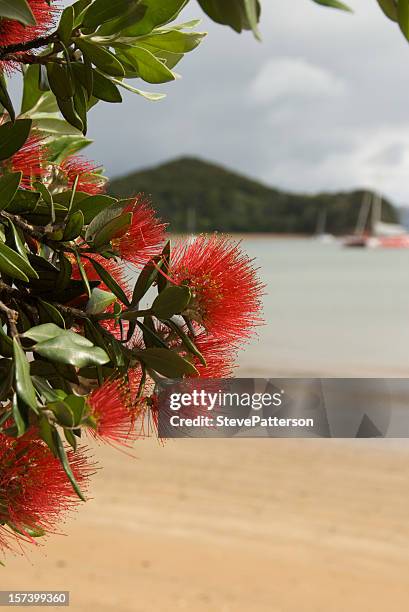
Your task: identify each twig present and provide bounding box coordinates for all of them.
[0,301,18,338]
[0,211,44,240]
[52,303,90,320]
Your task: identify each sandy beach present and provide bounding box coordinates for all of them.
[2,436,409,611]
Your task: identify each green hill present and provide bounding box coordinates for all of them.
[108,157,398,234]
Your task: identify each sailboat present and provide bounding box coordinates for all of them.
[314,208,335,243]
[343,192,409,248]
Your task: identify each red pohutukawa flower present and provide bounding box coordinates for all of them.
[169,235,264,343]
[155,322,236,379]
[189,331,237,378]
[0,1,57,48]
[58,156,106,195]
[87,380,137,446]
[0,432,93,554]
[1,136,46,189]
[115,195,166,268]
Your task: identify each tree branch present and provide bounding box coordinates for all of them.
[0,33,58,59]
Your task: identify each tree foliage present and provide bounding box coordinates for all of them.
[0,0,268,557]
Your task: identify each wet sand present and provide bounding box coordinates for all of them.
[2,437,409,611]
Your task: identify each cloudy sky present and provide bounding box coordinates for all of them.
[18,0,409,205]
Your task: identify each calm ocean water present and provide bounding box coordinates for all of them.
[237,237,409,377]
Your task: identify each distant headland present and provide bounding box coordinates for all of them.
[108,157,398,234]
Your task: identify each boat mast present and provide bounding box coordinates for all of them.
[371,193,382,234]
[355,191,372,235]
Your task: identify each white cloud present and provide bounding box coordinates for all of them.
[249,57,347,105]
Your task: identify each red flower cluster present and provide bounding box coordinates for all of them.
[170,234,264,343]
[87,380,138,446]
[0,432,93,554]
[3,136,46,189]
[114,196,166,268]
[0,1,57,48]
[58,156,106,195]
[190,331,237,378]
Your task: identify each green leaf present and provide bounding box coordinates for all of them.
[157,239,170,292]
[33,181,55,223]
[0,119,32,162]
[52,428,86,501]
[0,0,36,25]
[64,428,77,450]
[73,81,88,135]
[88,257,131,305]
[39,415,58,456]
[111,78,165,100]
[46,135,92,164]
[21,65,42,114]
[86,288,117,314]
[132,256,162,305]
[46,63,75,100]
[121,0,188,35]
[138,347,198,377]
[23,323,90,344]
[32,118,81,136]
[32,376,67,403]
[63,209,84,240]
[13,338,39,413]
[74,250,91,298]
[56,254,73,291]
[310,0,352,10]
[139,30,206,54]
[12,393,26,436]
[198,0,263,35]
[0,74,15,122]
[72,194,116,223]
[73,0,91,26]
[38,299,66,328]
[243,0,261,40]
[84,200,125,242]
[0,242,39,282]
[56,96,84,132]
[64,394,86,426]
[76,39,125,77]
[6,188,39,214]
[82,0,139,29]
[34,335,110,368]
[47,399,75,427]
[73,62,122,102]
[377,0,398,21]
[119,45,175,83]
[92,211,132,248]
[8,523,46,539]
[82,57,94,99]
[137,318,168,348]
[398,0,409,38]
[0,172,21,211]
[0,325,13,357]
[8,219,28,260]
[165,319,206,366]
[91,70,122,102]
[151,284,191,319]
[58,5,75,45]
[97,2,147,35]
